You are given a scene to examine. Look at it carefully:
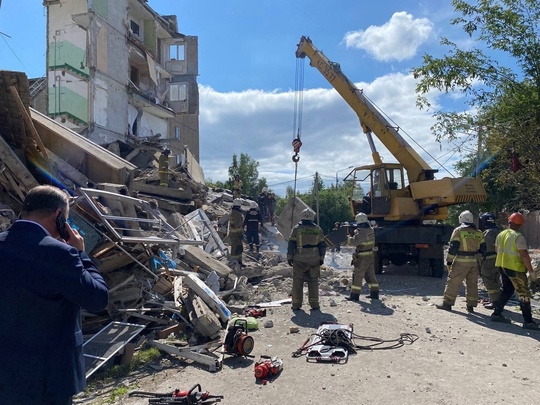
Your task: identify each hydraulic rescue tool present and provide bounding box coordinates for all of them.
[254,355,284,380]
[129,383,223,404]
[223,318,254,356]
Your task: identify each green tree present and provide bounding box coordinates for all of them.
[224,153,267,198]
[294,176,353,234]
[412,0,540,210]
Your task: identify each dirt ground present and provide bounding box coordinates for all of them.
[76,249,540,405]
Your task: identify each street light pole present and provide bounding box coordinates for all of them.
[335,166,354,187]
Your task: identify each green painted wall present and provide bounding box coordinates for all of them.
[48,86,88,124]
[144,20,157,54]
[92,0,109,18]
[48,41,89,78]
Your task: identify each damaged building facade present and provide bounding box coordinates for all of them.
[36,0,200,164]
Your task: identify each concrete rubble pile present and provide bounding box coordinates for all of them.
[1,70,331,375]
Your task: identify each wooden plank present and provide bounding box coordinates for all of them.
[0,135,39,192]
[8,86,50,165]
[2,170,25,201]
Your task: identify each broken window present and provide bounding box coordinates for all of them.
[130,20,140,36]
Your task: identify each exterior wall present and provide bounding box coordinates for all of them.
[46,0,89,127]
[87,0,130,144]
[43,0,200,163]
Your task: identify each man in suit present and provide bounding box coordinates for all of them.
[0,185,109,404]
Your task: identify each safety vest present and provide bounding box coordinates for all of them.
[495,229,526,272]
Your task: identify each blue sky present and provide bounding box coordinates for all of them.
[0,1,478,199]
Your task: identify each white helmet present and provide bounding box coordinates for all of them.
[262,187,268,193]
[355,212,369,224]
[232,198,242,208]
[251,201,259,210]
[459,210,474,224]
[300,208,315,221]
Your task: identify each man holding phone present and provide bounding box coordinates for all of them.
[0,185,109,404]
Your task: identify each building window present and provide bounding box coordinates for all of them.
[169,44,185,61]
[169,83,187,102]
[175,127,181,140]
[130,20,140,36]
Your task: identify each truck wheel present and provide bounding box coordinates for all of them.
[417,258,431,277]
[430,259,445,278]
[375,252,383,274]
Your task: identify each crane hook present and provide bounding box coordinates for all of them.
[292,138,302,162]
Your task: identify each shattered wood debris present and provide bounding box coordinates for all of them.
[0,70,293,376]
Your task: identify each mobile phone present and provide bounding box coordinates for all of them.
[55,211,70,241]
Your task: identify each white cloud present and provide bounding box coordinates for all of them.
[344,12,434,62]
[199,73,462,198]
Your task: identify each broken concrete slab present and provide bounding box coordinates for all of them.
[276,196,312,241]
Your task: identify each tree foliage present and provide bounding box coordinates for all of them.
[217,153,268,198]
[412,0,540,211]
[288,175,354,234]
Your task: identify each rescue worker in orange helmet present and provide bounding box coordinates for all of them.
[436,210,486,313]
[490,212,539,329]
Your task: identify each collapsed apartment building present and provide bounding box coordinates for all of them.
[0,70,311,377]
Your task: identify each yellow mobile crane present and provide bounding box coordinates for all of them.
[296,36,487,277]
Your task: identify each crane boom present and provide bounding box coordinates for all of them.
[296,35,436,183]
[296,36,487,278]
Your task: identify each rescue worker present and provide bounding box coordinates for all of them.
[287,208,326,311]
[347,213,379,300]
[479,212,501,309]
[228,198,245,267]
[257,187,269,223]
[266,192,276,226]
[232,174,243,199]
[490,212,539,329]
[436,210,486,312]
[243,201,263,254]
[158,148,171,186]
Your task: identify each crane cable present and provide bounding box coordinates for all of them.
[291,56,305,196]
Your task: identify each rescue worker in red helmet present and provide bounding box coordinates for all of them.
[490,212,539,329]
[436,210,486,313]
[479,213,502,309]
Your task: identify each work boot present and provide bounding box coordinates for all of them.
[292,306,302,311]
[490,313,511,323]
[483,302,495,310]
[523,321,540,330]
[368,291,379,300]
[436,303,452,311]
[346,293,360,302]
[466,305,475,313]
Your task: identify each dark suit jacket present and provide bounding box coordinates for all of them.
[0,221,109,403]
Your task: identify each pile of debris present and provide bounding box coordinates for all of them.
[1,70,341,376]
